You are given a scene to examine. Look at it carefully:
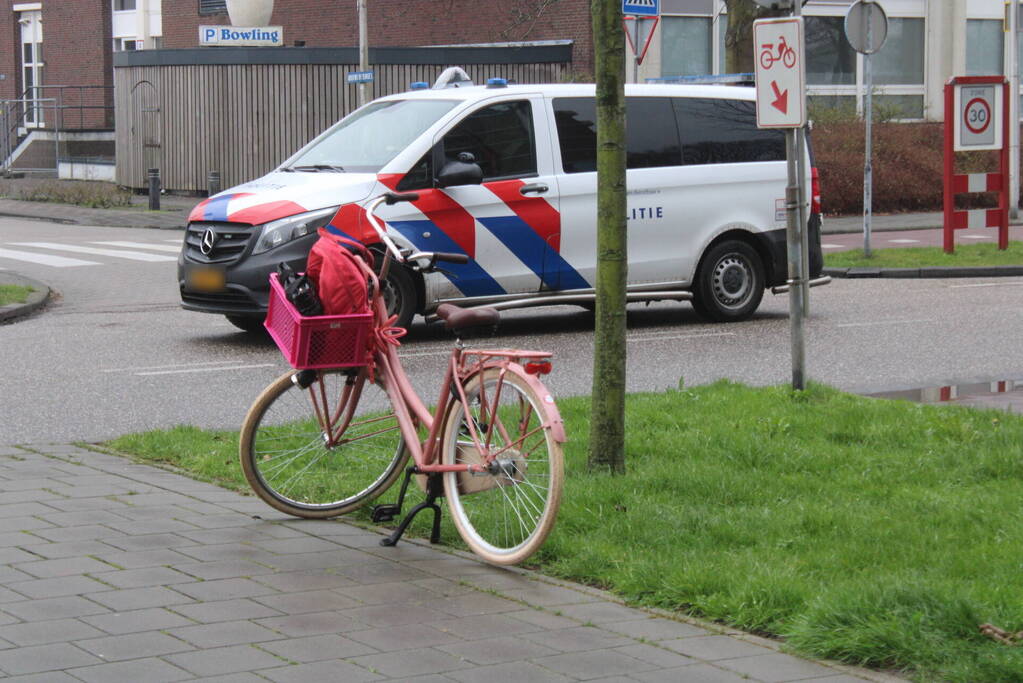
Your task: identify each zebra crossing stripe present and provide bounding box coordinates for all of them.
[94,241,183,253]
[10,242,177,262]
[0,247,99,267]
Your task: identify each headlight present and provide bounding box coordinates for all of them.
[252,206,338,255]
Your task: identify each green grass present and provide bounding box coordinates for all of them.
[825,240,1023,269]
[0,284,33,306]
[105,381,1023,682]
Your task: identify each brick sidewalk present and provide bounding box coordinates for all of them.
[0,443,898,682]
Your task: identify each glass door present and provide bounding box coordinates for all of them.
[19,11,43,128]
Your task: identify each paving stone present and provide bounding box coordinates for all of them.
[555,601,660,624]
[521,626,635,654]
[19,541,119,560]
[338,561,433,585]
[0,672,82,682]
[170,598,283,624]
[88,566,194,589]
[84,586,195,612]
[346,623,463,652]
[12,556,115,579]
[716,652,844,682]
[631,663,752,682]
[80,607,196,635]
[172,559,278,581]
[65,657,193,683]
[506,609,581,631]
[30,525,127,544]
[612,643,697,669]
[99,533,194,552]
[0,585,30,603]
[173,577,279,602]
[536,648,656,679]
[446,660,574,682]
[171,542,275,563]
[257,633,379,662]
[74,631,195,661]
[423,592,521,618]
[102,519,200,536]
[39,510,133,528]
[660,635,772,661]
[0,517,55,533]
[163,644,289,677]
[0,618,106,647]
[0,642,102,675]
[255,610,365,637]
[260,659,384,683]
[437,634,560,665]
[253,589,359,614]
[0,547,44,564]
[430,613,540,641]
[603,617,710,641]
[168,620,284,648]
[262,549,375,572]
[252,569,355,592]
[251,536,344,554]
[0,566,34,584]
[499,583,603,607]
[351,646,473,678]
[7,575,111,600]
[1,596,111,621]
[346,603,448,628]
[0,532,51,548]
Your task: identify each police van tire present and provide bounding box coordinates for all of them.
[692,240,764,323]
[382,264,417,330]
[225,314,266,333]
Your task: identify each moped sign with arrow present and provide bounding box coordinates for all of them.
[753,17,806,128]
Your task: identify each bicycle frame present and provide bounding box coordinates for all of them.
[304,195,565,481]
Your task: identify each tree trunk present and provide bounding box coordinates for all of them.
[588,0,627,474]
[723,0,784,74]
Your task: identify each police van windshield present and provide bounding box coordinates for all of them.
[286,99,458,173]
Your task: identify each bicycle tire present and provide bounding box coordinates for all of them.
[240,369,409,518]
[441,367,564,565]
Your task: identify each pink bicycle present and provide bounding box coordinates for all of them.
[240,192,565,565]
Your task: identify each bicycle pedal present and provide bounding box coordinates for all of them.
[371,504,401,523]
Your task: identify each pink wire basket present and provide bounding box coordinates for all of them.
[264,273,373,370]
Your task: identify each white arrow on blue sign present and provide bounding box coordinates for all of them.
[623,0,658,17]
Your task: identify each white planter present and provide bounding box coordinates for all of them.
[226,0,274,26]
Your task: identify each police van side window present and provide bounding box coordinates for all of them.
[552,97,681,172]
[673,98,785,165]
[397,152,432,191]
[441,101,536,181]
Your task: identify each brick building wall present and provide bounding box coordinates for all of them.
[161,0,595,76]
[0,0,113,129]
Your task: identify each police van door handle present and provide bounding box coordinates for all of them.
[519,183,549,195]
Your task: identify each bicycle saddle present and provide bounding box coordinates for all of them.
[435,304,500,332]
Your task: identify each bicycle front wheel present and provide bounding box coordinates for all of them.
[240,369,408,518]
[441,367,564,565]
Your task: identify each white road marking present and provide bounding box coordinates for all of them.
[950,281,1023,289]
[103,360,264,373]
[887,239,920,244]
[94,241,182,253]
[960,235,993,240]
[835,319,934,328]
[0,247,99,267]
[134,363,276,376]
[10,242,177,262]
[628,331,736,343]
[821,244,844,249]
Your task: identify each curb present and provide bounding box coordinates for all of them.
[0,272,51,323]
[824,265,1023,279]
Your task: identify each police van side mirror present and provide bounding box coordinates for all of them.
[435,153,483,188]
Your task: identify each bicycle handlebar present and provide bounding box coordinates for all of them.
[363,194,468,270]
[384,192,419,205]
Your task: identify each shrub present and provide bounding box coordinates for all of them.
[0,179,133,209]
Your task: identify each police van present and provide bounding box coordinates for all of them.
[178,68,825,332]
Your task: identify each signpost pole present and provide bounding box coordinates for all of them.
[1010,0,1019,219]
[358,0,369,107]
[863,44,873,257]
[789,1,806,389]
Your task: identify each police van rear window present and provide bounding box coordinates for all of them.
[552,96,785,173]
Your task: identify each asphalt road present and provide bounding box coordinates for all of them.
[2,217,1023,445]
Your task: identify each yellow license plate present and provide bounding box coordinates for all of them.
[186,266,226,292]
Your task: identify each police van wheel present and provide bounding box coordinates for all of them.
[381,264,417,330]
[692,240,764,323]
[225,314,266,333]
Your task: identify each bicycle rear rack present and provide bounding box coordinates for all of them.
[373,466,444,547]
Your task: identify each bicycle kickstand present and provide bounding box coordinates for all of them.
[374,467,444,547]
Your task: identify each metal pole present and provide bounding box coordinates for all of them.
[788,0,806,390]
[147,168,161,211]
[207,170,221,197]
[358,0,369,107]
[796,126,810,316]
[633,18,641,83]
[1010,0,1019,219]
[863,3,873,258]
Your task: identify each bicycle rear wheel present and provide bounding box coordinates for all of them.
[441,367,563,565]
[240,369,408,518]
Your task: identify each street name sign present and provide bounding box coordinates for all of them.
[347,70,375,84]
[753,17,806,128]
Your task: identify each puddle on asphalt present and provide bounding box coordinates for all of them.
[867,380,1023,407]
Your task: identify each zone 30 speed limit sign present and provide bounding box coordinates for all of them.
[953,83,1002,151]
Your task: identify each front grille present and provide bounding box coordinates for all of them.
[184,222,255,265]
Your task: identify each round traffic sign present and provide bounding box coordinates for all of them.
[845,0,888,55]
[964,97,991,135]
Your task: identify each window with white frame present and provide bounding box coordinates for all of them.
[662,16,713,77]
[967,19,1003,75]
[114,0,136,10]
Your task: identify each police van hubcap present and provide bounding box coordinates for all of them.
[712,256,751,308]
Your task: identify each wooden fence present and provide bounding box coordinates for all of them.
[113,44,573,192]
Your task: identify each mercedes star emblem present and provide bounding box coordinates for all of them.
[200,228,217,256]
